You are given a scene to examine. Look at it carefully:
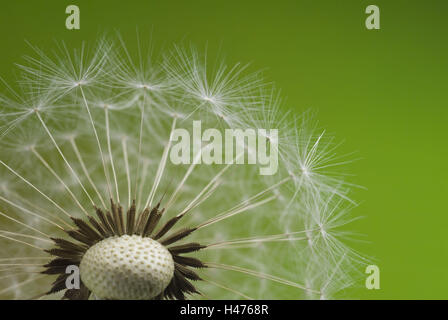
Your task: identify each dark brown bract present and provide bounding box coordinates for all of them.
[42,199,206,300]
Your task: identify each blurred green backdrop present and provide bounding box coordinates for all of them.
[1,0,447,299]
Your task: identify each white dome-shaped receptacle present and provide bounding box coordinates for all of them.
[80,235,174,300]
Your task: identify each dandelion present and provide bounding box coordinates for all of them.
[0,37,363,300]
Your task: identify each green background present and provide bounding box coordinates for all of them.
[1,0,447,299]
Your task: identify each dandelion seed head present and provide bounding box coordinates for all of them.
[0,35,364,300]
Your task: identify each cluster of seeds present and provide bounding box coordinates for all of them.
[0,37,362,300]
